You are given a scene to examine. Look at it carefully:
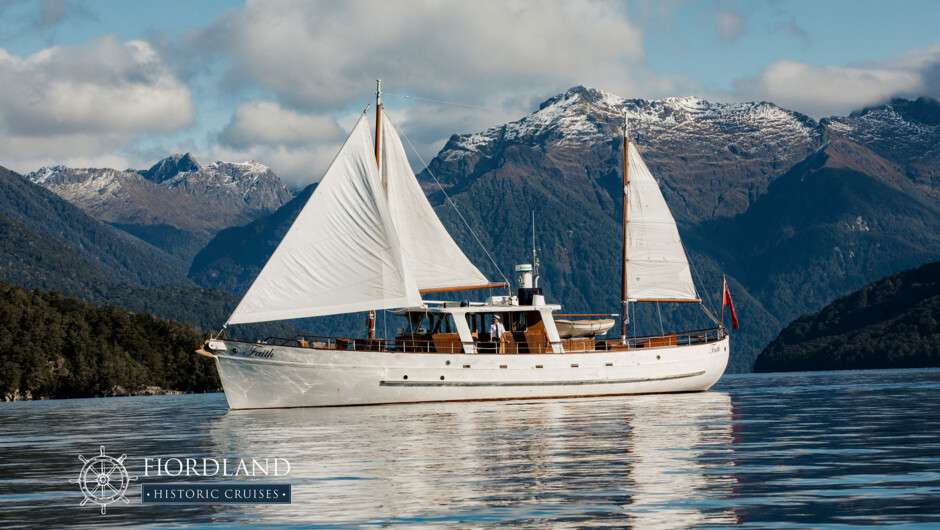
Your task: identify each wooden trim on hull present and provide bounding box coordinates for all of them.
[379,371,705,387]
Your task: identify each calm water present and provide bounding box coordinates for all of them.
[1,369,938,528]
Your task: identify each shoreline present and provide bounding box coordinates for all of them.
[2,386,221,402]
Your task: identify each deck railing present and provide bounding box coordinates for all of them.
[251,327,725,354]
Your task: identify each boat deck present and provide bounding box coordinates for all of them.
[231,327,725,355]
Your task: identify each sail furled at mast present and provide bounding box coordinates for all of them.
[380,108,491,291]
[625,142,699,302]
[226,114,421,325]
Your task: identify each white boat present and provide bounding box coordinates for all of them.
[198,84,731,409]
[554,318,616,338]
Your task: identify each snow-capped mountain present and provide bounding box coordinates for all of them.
[27,154,293,235]
[823,96,940,197]
[428,86,825,221]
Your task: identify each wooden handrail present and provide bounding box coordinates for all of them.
[554,314,618,317]
[238,327,724,354]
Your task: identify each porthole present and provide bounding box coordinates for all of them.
[445,360,451,366]
[656,355,661,360]
[440,375,445,381]
[232,348,239,353]
[403,375,408,380]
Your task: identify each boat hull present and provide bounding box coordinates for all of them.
[209,336,730,409]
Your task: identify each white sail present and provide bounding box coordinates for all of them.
[380,109,490,291]
[226,114,421,325]
[625,142,698,302]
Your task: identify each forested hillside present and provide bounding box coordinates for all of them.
[755,262,940,372]
[0,166,190,284]
[0,282,220,400]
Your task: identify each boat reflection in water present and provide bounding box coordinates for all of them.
[207,392,739,527]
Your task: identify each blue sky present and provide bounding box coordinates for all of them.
[1,0,938,189]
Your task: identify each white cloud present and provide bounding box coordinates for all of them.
[735,45,940,117]
[194,0,648,110]
[219,100,344,149]
[208,141,344,190]
[0,35,194,174]
[213,100,350,188]
[185,0,710,185]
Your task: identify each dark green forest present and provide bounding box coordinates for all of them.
[0,281,220,400]
[754,262,940,372]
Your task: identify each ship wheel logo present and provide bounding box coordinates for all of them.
[69,445,138,514]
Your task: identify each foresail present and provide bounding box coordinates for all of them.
[625,142,698,302]
[380,109,490,290]
[226,114,421,325]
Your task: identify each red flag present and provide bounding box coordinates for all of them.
[723,278,739,330]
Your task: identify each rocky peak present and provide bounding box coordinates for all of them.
[823,96,940,196]
[140,153,202,184]
[27,165,69,185]
[539,85,609,110]
[849,96,940,127]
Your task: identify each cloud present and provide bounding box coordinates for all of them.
[0,36,193,136]
[219,100,344,149]
[183,0,710,184]
[735,44,940,117]
[0,35,194,174]
[208,141,345,190]
[192,0,648,110]
[213,100,351,188]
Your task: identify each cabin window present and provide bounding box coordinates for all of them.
[405,312,429,336]
[428,313,456,334]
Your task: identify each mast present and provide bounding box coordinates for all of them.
[621,109,629,343]
[375,79,382,174]
[367,79,382,341]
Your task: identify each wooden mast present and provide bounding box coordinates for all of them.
[621,109,629,343]
[367,79,382,341]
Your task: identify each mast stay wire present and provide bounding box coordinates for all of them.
[688,251,721,325]
[391,120,512,289]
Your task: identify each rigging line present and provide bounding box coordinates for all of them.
[688,251,719,320]
[656,300,665,337]
[392,120,512,288]
[383,92,530,115]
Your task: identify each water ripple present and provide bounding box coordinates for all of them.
[0,368,938,527]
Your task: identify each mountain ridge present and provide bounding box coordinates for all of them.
[26,154,293,263]
[0,165,190,286]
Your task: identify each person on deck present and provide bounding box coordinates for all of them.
[490,315,507,354]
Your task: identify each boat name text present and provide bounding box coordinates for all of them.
[245,346,275,358]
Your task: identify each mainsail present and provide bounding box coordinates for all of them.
[625,142,698,302]
[380,108,490,291]
[226,109,490,326]
[226,113,421,325]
